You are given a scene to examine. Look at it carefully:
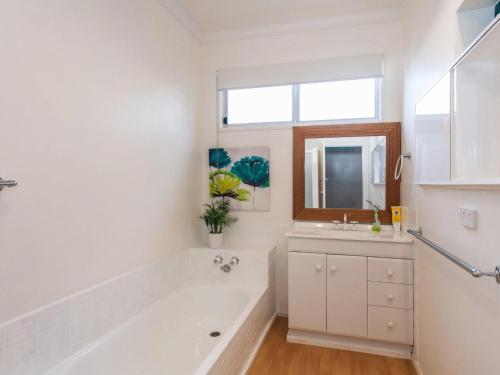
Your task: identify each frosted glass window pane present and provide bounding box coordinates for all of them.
[300,79,377,121]
[227,86,293,124]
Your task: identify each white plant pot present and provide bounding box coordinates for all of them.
[208,233,223,249]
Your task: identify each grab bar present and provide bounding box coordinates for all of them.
[407,228,500,284]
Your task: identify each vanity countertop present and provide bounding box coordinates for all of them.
[287,224,413,259]
[286,229,413,244]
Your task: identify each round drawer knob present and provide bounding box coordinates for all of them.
[387,270,395,277]
[315,265,322,271]
[330,266,337,272]
[387,322,395,329]
[387,294,394,301]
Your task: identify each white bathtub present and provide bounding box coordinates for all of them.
[45,247,276,375]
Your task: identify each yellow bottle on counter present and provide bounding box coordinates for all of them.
[391,206,402,231]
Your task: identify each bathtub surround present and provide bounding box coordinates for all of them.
[0,0,201,325]
[43,247,276,375]
[0,251,189,375]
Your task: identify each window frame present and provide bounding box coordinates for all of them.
[218,78,382,130]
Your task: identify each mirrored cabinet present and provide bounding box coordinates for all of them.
[416,17,500,185]
[453,19,500,180]
[415,72,451,183]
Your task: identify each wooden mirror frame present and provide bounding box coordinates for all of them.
[293,122,401,224]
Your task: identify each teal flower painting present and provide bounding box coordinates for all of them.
[209,148,231,169]
[231,156,269,209]
[208,147,270,211]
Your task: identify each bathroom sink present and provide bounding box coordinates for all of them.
[287,225,412,243]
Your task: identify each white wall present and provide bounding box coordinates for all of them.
[199,20,405,314]
[401,2,500,374]
[0,0,201,324]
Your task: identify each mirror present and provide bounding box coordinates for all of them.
[304,136,386,210]
[293,123,401,224]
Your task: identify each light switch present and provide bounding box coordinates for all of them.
[460,207,478,229]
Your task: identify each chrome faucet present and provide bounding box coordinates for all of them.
[336,213,358,231]
[349,221,359,231]
[342,213,349,231]
[331,220,342,230]
[220,264,231,273]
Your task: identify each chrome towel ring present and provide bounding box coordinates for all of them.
[394,153,411,181]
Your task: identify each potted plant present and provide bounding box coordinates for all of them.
[367,200,382,233]
[200,200,238,248]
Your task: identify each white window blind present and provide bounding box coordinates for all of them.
[217,54,384,90]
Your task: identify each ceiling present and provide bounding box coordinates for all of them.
[160,0,403,43]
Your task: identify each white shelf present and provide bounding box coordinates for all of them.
[417,179,500,189]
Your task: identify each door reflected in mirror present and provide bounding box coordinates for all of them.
[304,136,386,210]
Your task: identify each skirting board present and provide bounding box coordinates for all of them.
[412,359,424,375]
[287,329,412,359]
[239,312,277,375]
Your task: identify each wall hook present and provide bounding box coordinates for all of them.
[0,177,18,191]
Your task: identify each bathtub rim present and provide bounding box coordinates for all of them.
[193,283,269,375]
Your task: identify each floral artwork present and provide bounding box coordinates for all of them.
[208,147,270,211]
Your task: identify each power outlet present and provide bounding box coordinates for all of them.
[460,208,478,229]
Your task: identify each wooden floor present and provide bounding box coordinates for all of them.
[247,317,417,375]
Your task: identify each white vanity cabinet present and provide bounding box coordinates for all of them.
[289,253,367,337]
[326,255,367,338]
[287,228,414,359]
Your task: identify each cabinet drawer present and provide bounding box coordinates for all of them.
[368,306,413,345]
[368,258,413,284]
[368,282,413,309]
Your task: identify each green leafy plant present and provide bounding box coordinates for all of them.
[367,200,382,233]
[200,200,238,234]
[209,170,250,202]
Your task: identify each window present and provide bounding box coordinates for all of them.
[226,86,293,125]
[299,78,377,122]
[219,77,381,128]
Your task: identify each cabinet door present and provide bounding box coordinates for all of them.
[288,252,326,332]
[453,21,500,180]
[415,72,451,183]
[327,255,367,338]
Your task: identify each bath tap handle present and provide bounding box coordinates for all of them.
[214,255,223,264]
[230,256,239,266]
